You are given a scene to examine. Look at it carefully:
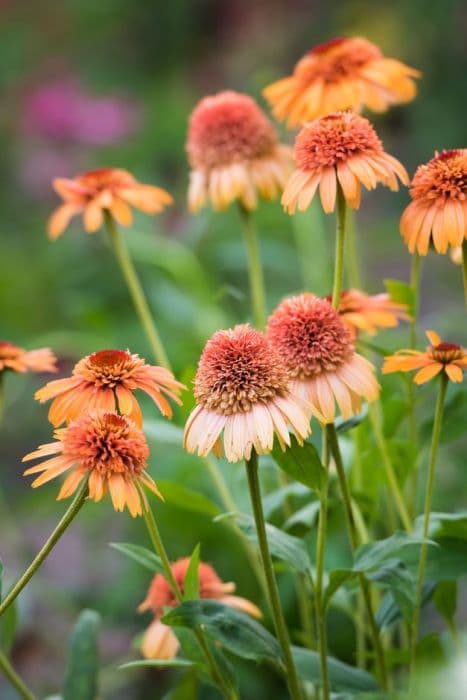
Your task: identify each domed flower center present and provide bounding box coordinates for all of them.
[75,349,143,387]
[304,37,382,83]
[294,112,382,171]
[63,413,149,476]
[267,294,354,379]
[0,341,21,359]
[194,325,289,415]
[76,167,135,194]
[187,91,278,171]
[429,342,464,363]
[410,149,467,203]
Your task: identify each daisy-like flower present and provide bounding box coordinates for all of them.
[383,330,467,385]
[267,294,380,423]
[186,91,292,212]
[35,349,185,428]
[0,341,57,374]
[183,324,310,462]
[22,412,161,516]
[400,149,467,255]
[282,111,408,214]
[48,167,173,239]
[138,557,261,660]
[263,36,420,128]
[335,288,409,339]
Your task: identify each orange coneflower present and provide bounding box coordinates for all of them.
[383,330,467,385]
[35,349,185,428]
[282,111,408,215]
[263,36,420,128]
[138,557,261,659]
[186,91,292,212]
[400,149,467,255]
[267,294,380,423]
[48,167,173,239]
[183,324,310,462]
[22,412,161,516]
[0,341,57,374]
[335,288,409,339]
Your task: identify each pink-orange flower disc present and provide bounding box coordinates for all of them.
[22,412,161,516]
[400,149,467,255]
[48,167,173,239]
[186,91,292,212]
[0,341,57,374]
[183,324,310,462]
[267,294,380,423]
[35,349,185,428]
[263,36,420,128]
[383,331,467,385]
[282,111,408,214]
[138,557,261,660]
[336,289,409,339]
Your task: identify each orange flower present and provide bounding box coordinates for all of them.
[48,167,173,239]
[335,288,409,338]
[383,331,467,385]
[263,36,420,128]
[184,325,310,462]
[400,149,467,255]
[267,294,380,423]
[22,412,161,516]
[0,341,57,374]
[138,557,261,660]
[35,349,185,428]
[186,91,292,212]
[282,112,408,214]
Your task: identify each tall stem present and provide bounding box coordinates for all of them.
[331,186,347,309]
[0,651,37,700]
[105,212,171,370]
[407,252,421,518]
[245,453,304,700]
[0,480,88,619]
[238,206,266,329]
[462,240,467,308]
[409,374,448,678]
[346,209,362,290]
[316,432,330,699]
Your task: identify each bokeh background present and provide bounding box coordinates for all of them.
[1,1,466,698]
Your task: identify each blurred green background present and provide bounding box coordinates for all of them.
[1,1,466,698]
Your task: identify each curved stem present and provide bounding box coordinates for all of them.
[245,453,304,700]
[0,480,88,619]
[409,374,448,679]
[462,240,467,308]
[0,650,37,700]
[105,212,171,370]
[331,186,347,309]
[316,432,330,699]
[238,206,266,329]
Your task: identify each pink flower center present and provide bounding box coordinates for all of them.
[429,342,464,363]
[410,149,467,203]
[74,349,143,387]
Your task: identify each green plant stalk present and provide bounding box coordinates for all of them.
[245,452,304,700]
[0,373,4,424]
[0,480,88,619]
[316,432,330,699]
[409,374,448,679]
[331,186,347,309]
[345,208,362,290]
[407,253,421,516]
[239,205,266,329]
[0,650,37,700]
[462,240,467,308]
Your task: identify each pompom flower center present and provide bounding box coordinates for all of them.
[194,325,289,415]
[294,112,382,171]
[267,294,354,378]
[305,37,382,82]
[75,349,144,387]
[187,91,278,171]
[410,149,467,202]
[429,342,464,363]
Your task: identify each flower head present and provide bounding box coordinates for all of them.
[267,294,380,423]
[263,36,420,128]
[183,324,310,462]
[48,167,173,239]
[22,412,161,516]
[138,557,261,659]
[400,149,467,255]
[282,111,408,214]
[186,91,292,212]
[383,331,467,384]
[0,341,57,374]
[35,349,185,428]
[335,289,409,339]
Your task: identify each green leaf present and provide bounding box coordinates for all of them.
[433,580,457,626]
[376,583,435,629]
[366,560,416,619]
[0,560,17,654]
[157,481,220,517]
[271,436,326,493]
[119,659,196,670]
[263,482,309,518]
[324,570,357,611]
[162,670,198,700]
[384,278,414,315]
[416,511,467,540]
[110,542,164,573]
[284,501,320,532]
[292,646,379,692]
[354,533,434,573]
[144,420,184,446]
[183,544,200,602]
[63,610,100,700]
[335,406,368,434]
[400,537,467,582]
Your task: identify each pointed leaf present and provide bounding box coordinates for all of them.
[292,646,379,692]
[157,481,220,517]
[433,580,457,626]
[119,659,196,670]
[183,544,200,602]
[110,542,164,573]
[272,436,326,492]
[63,609,100,700]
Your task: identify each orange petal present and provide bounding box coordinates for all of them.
[413,362,443,385]
[426,330,441,346]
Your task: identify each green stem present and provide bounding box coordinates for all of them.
[0,480,88,619]
[105,212,171,370]
[331,186,347,309]
[462,240,467,308]
[409,374,448,678]
[238,206,266,329]
[245,453,304,700]
[345,209,362,290]
[409,253,420,350]
[0,650,37,700]
[407,253,421,519]
[316,434,330,699]
[0,374,4,424]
